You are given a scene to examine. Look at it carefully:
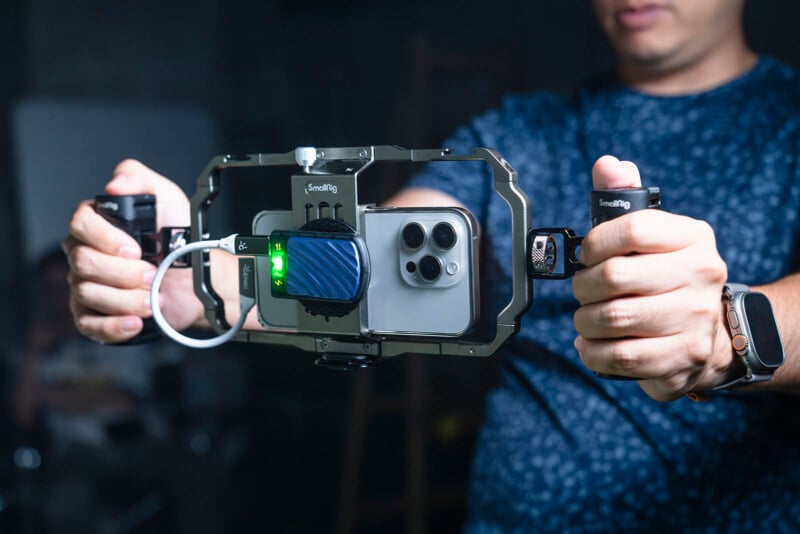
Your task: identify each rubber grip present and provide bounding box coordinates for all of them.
[95,194,162,344]
[590,187,661,228]
[590,186,661,380]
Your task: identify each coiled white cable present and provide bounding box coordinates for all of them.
[149,235,254,349]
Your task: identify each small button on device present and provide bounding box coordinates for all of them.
[727,310,739,329]
[731,334,748,353]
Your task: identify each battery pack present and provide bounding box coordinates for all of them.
[269,230,368,305]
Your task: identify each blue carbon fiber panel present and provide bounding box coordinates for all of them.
[286,236,362,301]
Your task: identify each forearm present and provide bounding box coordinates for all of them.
[752,273,800,391]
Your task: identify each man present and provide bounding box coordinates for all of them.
[63,0,800,530]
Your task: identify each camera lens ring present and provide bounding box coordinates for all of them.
[401,222,426,250]
[418,255,442,282]
[432,222,457,250]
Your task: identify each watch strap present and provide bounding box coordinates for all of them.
[707,371,772,391]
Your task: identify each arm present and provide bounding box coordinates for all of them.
[751,274,800,391]
[382,186,464,209]
[573,156,800,401]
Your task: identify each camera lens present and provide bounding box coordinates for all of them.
[402,222,425,249]
[418,255,442,281]
[432,222,456,249]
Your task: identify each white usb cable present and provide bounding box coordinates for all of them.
[149,234,254,348]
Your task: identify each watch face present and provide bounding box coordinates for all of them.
[743,292,784,367]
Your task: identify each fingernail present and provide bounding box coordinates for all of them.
[121,318,140,332]
[143,269,156,287]
[119,245,140,259]
[574,336,584,353]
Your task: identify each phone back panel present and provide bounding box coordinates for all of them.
[361,207,478,337]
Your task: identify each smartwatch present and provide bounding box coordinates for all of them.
[709,283,785,391]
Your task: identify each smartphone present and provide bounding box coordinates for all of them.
[251,206,479,338]
[360,207,479,338]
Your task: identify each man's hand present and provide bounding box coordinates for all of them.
[62,160,201,343]
[572,155,736,401]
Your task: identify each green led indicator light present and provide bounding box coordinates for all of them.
[270,243,287,282]
[271,254,285,276]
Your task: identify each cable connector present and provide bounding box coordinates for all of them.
[218,233,238,254]
[233,236,271,256]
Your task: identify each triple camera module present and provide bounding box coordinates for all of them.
[401,221,458,282]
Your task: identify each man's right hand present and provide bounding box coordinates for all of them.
[62,159,203,343]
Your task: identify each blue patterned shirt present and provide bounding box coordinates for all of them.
[407,56,800,532]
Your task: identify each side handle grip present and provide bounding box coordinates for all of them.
[95,194,162,344]
[590,186,661,380]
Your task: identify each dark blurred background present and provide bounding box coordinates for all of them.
[0,1,798,533]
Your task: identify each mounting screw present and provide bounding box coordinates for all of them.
[295,147,317,173]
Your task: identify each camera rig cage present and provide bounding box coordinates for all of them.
[97,145,660,369]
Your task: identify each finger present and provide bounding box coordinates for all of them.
[67,201,142,258]
[572,247,698,304]
[579,210,713,267]
[71,279,153,318]
[65,241,156,289]
[69,300,144,344]
[574,292,695,340]
[575,334,699,382]
[591,155,642,190]
[107,159,190,228]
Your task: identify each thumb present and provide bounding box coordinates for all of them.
[591,155,642,190]
[105,159,190,228]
